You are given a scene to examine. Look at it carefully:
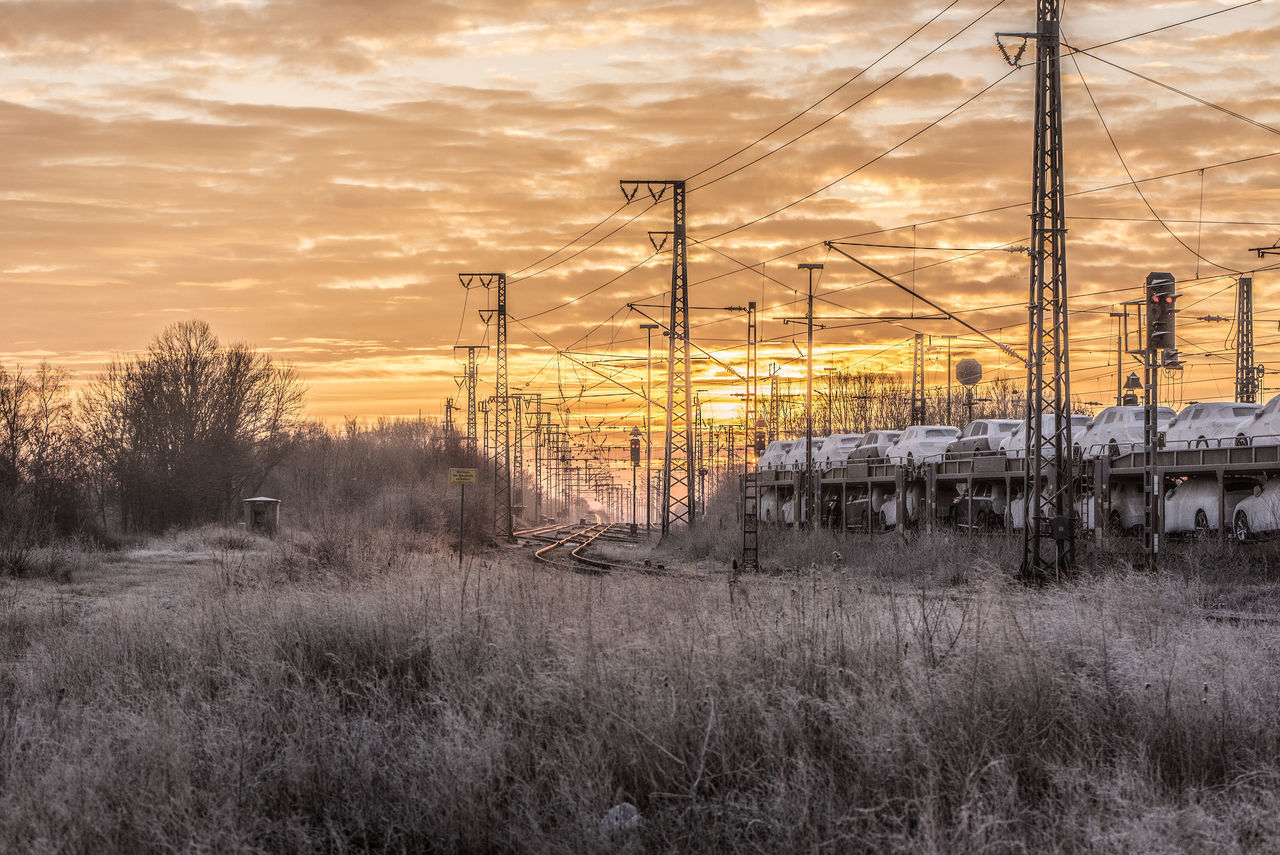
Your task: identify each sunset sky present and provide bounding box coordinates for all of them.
[2,0,1278,435]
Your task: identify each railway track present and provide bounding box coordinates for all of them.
[515,521,672,576]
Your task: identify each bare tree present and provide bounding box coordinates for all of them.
[0,362,83,543]
[80,320,306,531]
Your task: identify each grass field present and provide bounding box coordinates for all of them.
[3,526,1280,853]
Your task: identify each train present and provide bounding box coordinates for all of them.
[750,403,1280,543]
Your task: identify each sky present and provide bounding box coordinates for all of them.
[1,0,1278,433]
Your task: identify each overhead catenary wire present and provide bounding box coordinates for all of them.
[464,4,1279,441]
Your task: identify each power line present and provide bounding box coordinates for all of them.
[685,0,962,183]
[689,0,1007,192]
[1066,39,1242,275]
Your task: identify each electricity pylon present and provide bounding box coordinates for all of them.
[1236,275,1264,402]
[742,302,759,571]
[460,273,514,541]
[910,333,926,425]
[621,179,693,534]
[1001,0,1074,578]
[454,345,487,454]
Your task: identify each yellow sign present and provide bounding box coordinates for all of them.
[449,468,477,485]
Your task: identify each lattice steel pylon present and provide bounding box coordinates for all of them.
[1004,0,1074,578]
[461,273,514,541]
[1236,275,1264,403]
[910,333,926,425]
[621,179,693,534]
[512,394,524,518]
[454,345,486,454]
[742,302,760,571]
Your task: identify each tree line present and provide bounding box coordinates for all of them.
[1,320,488,564]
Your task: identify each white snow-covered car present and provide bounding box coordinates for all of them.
[756,440,794,471]
[1079,480,1144,533]
[1010,489,1099,532]
[1238,393,1280,447]
[1231,477,1280,541]
[813,433,865,471]
[885,425,960,465]
[780,438,824,471]
[1076,405,1176,459]
[999,414,1092,459]
[878,483,922,528]
[847,430,902,462]
[1163,402,1260,450]
[944,419,1021,459]
[781,494,812,526]
[1164,476,1256,534]
[758,489,781,523]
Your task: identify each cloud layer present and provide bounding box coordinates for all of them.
[0,0,1277,422]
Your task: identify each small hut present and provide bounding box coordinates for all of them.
[242,497,281,535]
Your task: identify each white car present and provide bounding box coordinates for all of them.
[780,437,824,470]
[1164,476,1256,534]
[1010,489,1098,532]
[1232,477,1280,540]
[877,483,921,528]
[812,433,864,471]
[1076,406,1176,459]
[886,425,960,465]
[1239,393,1280,447]
[1078,481,1144,533]
[847,430,902,462]
[1000,414,1092,459]
[756,440,794,471]
[1163,402,1260,449]
[944,419,1021,459]
[758,489,781,523]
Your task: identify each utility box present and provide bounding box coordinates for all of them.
[243,497,281,535]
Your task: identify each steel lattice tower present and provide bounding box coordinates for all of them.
[1236,275,1263,403]
[1020,0,1074,577]
[742,302,759,571]
[454,345,485,454]
[910,333,926,425]
[461,273,514,541]
[621,179,693,534]
[512,394,524,517]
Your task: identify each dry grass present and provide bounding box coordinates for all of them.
[2,529,1280,853]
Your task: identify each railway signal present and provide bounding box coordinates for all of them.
[1146,271,1178,360]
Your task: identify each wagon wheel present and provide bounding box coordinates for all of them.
[1234,510,1252,543]
[1194,509,1210,538]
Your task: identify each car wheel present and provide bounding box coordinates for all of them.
[1195,436,1208,449]
[1194,509,1210,538]
[1234,510,1252,543]
[906,452,915,466]
[1236,434,1250,447]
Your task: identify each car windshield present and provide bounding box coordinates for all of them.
[1234,406,1258,417]
[926,428,954,437]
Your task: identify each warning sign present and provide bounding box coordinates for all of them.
[449,468,477,485]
